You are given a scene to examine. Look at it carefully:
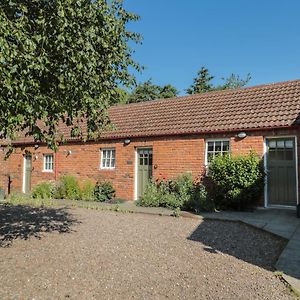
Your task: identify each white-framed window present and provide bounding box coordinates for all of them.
[205,139,230,166]
[43,154,54,172]
[101,148,116,169]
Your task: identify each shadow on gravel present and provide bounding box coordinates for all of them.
[188,219,287,271]
[0,204,79,247]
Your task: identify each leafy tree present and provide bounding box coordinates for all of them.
[186,67,214,94]
[110,88,129,106]
[159,84,179,99]
[186,67,251,95]
[0,0,141,151]
[128,80,178,103]
[222,73,251,90]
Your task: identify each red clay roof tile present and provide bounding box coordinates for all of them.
[12,79,300,144]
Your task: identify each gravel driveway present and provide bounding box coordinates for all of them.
[0,205,295,299]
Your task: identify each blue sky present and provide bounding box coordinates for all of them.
[124,0,300,95]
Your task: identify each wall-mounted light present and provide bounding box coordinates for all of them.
[64,150,72,156]
[34,144,39,150]
[237,132,247,139]
[124,138,131,145]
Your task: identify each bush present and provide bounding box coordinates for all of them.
[81,180,95,201]
[31,182,54,199]
[53,175,81,200]
[94,181,115,202]
[183,184,213,212]
[139,173,212,212]
[209,152,264,210]
[137,180,160,207]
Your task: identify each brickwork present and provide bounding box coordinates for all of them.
[0,128,299,204]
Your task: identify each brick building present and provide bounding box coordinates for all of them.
[0,79,299,207]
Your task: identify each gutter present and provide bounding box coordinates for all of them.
[9,124,300,147]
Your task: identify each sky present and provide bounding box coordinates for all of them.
[124,0,300,95]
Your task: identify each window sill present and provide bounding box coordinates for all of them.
[42,170,54,173]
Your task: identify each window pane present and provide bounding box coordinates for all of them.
[44,154,53,171]
[268,141,276,149]
[111,158,115,168]
[106,159,110,168]
[277,141,285,149]
[206,140,230,166]
[101,149,115,168]
[112,150,116,159]
[215,141,222,152]
[222,141,230,152]
[285,140,294,149]
[207,142,214,152]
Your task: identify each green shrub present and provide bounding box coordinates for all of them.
[209,152,264,210]
[137,180,160,207]
[31,182,54,199]
[159,192,181,209]
[183,184,213,212]
[81,180,95,201]
[94,181,115,202]
[139,173,212,212]
[53,175,81,200]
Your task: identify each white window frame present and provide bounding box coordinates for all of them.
[43,154,54,172]
[205,138,231,167]
[100,148,116,170]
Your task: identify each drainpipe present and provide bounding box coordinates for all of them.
[54,151,58,181]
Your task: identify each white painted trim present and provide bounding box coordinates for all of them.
[295,136,299,205]
[42,154,54,173]
[134,148,138,201]
[264,135,298,207]
[263,138,268,208]
[22,155,26,193]
[99,148,116,170]
[204,138,231,168]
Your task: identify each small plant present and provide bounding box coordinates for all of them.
[80,180,95,201]
[94,181,115,202]
[171,207,181,217]
[137,180,160,207]
[53,175,81,200]
[31,182,54,199]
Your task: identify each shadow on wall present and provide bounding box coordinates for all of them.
[187,219,287,272]
[0,204,79,247]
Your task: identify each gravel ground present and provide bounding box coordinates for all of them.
[0,205,295,300]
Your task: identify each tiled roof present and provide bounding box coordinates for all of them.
[104,79,300,138]
[12,79,300,144]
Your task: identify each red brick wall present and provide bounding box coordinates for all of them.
[0,128,299,204]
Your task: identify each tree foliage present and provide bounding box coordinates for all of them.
[222,73,251,89]
[127,80,178,103]
[186,67,214,94]
[0,0,141,150]
[186,67,251,95]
